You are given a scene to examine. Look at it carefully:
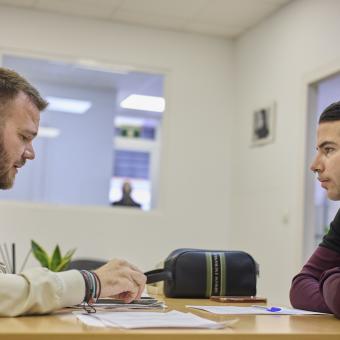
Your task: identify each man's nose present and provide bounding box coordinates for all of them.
[24,143,35,160]
[310,154,322,173]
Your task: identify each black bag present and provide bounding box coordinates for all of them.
[145,248,259,298]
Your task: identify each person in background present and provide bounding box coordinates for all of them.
[0,67,146,316]
[290,101,340,318]
[112,180,141,208]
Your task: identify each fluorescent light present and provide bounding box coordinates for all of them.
[115,116,144,127]
[46,96,92,114]
[76,59,131,74]
[38,127,60,139]
[120,95,165,112]
[114,116,159,128]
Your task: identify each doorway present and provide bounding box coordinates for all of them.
[304,72,340,258]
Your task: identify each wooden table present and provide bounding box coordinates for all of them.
[0,297,339,339]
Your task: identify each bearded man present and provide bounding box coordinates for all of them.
[0,68,146,316]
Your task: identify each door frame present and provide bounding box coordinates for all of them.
[301,59,340,261]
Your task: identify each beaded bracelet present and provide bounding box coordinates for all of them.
[93,271,102,301]
[80,270,101,313]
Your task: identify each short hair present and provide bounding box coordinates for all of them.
[319,101,340,123]
[0,67,48,115]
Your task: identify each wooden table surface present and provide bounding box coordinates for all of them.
[0,297,339,339]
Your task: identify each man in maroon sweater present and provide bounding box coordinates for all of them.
[290,101,340,318]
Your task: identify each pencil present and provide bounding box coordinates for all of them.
[12,243,16,274]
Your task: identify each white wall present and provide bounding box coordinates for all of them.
[232,0,340,303]
[0,7,233,271]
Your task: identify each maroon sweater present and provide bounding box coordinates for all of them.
[290,209,340,317]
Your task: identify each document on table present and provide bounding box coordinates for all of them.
[186,305,328,315]
[75,310,238,329]
[72,297,166,311]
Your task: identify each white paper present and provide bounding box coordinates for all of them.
[186,305,328,315]
[75,310,238,329]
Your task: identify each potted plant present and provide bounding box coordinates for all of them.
[31,240,76,272]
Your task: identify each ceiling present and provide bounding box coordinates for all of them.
[0,0,293,39]
[3,54,164,97]
[1,1,293,120]
[3,54,164,121]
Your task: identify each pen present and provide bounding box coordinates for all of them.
[252,305,282,312]
[12,243,15,274]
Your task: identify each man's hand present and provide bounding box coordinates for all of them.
[94,259,146,303]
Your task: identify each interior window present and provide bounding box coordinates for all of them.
[0,54,164,211]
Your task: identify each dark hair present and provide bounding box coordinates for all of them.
[0,67,48,114]
[319,101,340,123]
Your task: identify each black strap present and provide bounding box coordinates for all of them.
[145,269,172,284]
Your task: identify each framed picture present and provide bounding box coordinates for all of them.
[251,103,276,146]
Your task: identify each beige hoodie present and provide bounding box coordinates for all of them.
[0,267,84,316]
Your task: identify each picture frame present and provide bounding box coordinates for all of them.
[251,102,276,146]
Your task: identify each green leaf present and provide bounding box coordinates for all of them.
[31,241,76,272]
[31,240,50,268]
[55,259,71,272]
[50,245,62,272]
[54,248,76,272]
[63,248,76,261]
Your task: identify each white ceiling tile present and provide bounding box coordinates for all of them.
[264,0,292,5]
[185,22,243,38]
[112,9,187,30]
[0,0,36,7]
[190,0,286,26]
[35,0,123,19]
[117,0,208,19]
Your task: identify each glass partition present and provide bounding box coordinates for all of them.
[0,54,165,211]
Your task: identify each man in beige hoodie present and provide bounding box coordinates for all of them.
[0,67,146,316]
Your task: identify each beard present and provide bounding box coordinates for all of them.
[0,134,15,189]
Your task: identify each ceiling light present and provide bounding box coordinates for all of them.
[38,127,60,139]
[120,95,165,112]
[76,59,132,74]
[114,116,144,127]
[46,96,92,114]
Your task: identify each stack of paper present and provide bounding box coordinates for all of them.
[94,297,165,310]
[73,297,166,311]
[186,305,328,315]
[75,310,238,329]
